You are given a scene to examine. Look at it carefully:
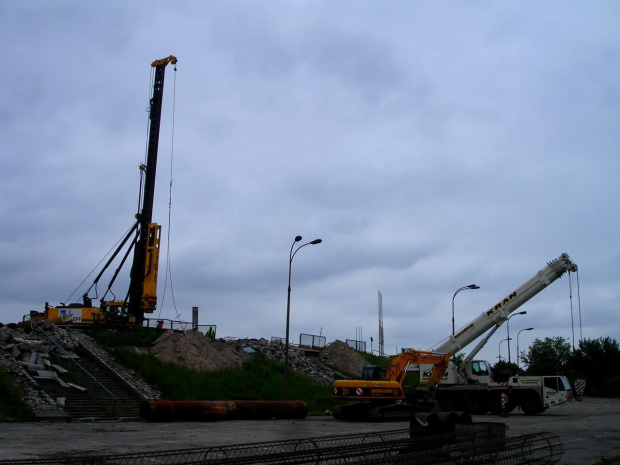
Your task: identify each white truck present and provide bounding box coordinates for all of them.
[411,252,578,415]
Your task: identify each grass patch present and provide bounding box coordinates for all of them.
[0,367,36,422]
[113,349,344,415]
[361,352,392,368]
[88,327,162,348]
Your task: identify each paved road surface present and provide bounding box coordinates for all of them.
[0,397,618,463]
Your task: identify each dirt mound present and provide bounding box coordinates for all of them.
[148,333,368,381]
[150,331,249,371]
[319,340,368,376]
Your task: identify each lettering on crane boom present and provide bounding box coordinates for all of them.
[485,291,518,317]
[455,323,475,340]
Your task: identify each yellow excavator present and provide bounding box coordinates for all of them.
[332,349,450,420]
[29,56,176,326]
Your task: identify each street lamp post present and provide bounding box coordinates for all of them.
[498,337,512,361]
[517,327,534,371]
[452,284,480,335]
[284,235,322,401]
[506,311,527,363]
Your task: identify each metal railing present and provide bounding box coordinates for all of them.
[300,333,326,349]
[143,318,216,336]
[26,317,117,414]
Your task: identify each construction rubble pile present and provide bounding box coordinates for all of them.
[0,322,162,413]
[146,330,357,386]
[1,320,371,416]
[245,338,338,385]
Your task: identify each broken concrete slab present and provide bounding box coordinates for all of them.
[33,409,71,421]
[67,382,87,392]
[10,345,20,358]
[52,364,68,374]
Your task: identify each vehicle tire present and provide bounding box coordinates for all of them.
[465,396,488,415]
[439,395,460,412]
[520,394,543,415]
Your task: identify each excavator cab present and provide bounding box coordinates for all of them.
[361,365,386,381]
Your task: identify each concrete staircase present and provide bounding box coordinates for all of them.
[37,350,143,421]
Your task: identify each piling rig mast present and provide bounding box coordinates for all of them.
[32,56,177,326]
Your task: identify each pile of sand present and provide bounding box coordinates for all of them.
[319,340,369,376]
[149,330,249,371]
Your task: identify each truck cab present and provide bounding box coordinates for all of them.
[508,375,573,408]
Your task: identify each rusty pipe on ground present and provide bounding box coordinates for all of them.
[140,400,308,422]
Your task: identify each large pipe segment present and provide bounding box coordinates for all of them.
[140,400,308,422]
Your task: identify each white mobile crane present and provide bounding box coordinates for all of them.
[333,252,578,419]
[414,252,578,414]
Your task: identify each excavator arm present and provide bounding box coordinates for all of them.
[384,350,450,388]
[332,350,449,420]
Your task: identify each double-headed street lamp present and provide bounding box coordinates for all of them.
[498,337,512,361]
[284,235,322,401]
[452,284,480,335]
[517,327,534,371]
[506,311,526,363]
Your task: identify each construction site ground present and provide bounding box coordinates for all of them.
[0,397,618,464]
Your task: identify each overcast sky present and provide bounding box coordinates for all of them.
[1,1,618,365]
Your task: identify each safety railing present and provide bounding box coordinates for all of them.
[25,317,117,414]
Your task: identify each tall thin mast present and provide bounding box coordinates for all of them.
[378,290,385,357]
[127,56,176,322]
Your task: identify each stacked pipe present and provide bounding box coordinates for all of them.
[140,400,308,421]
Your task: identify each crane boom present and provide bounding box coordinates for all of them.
[434,253,577,355]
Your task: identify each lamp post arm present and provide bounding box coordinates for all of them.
[451,284,479,336]
[284,237,321,401]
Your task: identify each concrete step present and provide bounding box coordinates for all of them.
[38,350,143,421]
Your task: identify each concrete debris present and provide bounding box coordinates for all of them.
[147,334,366,386]
[0,322,162,415]
[67,382,87,392]
[244,338,342,385]
[1,320,370,417]
[131,330,356,386]
[70,330,163,401]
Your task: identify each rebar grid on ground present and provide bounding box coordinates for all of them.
[598,456,620,465]
[360,431,563,464]
[0,429,562,465]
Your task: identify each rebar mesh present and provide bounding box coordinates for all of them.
[598,456,620,465]
[0,429,562,465]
